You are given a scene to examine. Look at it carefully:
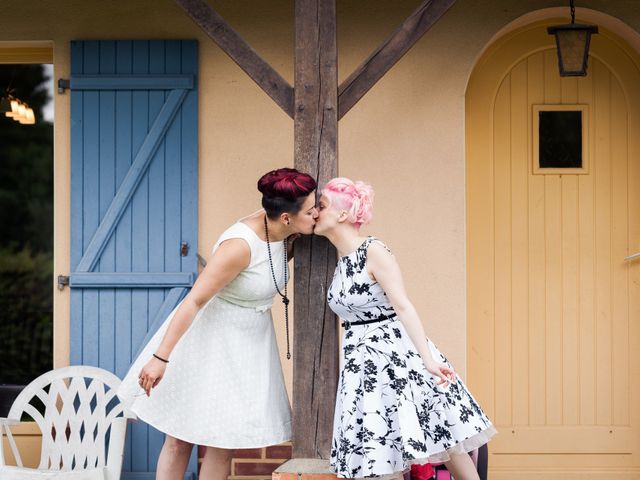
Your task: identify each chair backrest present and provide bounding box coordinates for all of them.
[7,366,133,471]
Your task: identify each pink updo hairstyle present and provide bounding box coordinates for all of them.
[322,177,374,230]
[257,168,317,219]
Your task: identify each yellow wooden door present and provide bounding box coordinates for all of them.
[466,21,640,479]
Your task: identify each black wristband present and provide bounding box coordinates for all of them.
[153,353,169,363]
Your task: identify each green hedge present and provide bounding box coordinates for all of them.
[0,247,53,385]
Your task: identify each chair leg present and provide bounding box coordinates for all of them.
[105,418,128,480]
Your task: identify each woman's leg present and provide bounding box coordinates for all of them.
[199,446,234,480]
[443,452,480,480]
[156,435,194,480]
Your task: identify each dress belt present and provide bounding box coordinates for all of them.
[341,313,397,330]
[216,295,272,313]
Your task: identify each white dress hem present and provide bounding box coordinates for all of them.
[133,404,292,449]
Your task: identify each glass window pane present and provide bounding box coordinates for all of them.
[539,110,582,168]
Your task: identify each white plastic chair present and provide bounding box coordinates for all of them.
[0,366,136,480]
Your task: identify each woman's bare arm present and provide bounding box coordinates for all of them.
[366,242,455,385]
[139,238,250,394]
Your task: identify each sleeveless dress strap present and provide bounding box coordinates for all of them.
[362,236,393,256]
[211,222,256,262]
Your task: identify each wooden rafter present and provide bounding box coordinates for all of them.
[337,0,456,119]
[175,0,294,117]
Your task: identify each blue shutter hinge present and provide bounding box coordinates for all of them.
[58,79,70,94]
[57,275,70,290]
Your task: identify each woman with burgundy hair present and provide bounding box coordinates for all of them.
[314,178,496,480]
[118,168,318,480]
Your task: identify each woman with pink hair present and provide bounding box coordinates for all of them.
[314,177,496,480]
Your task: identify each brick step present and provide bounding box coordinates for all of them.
[229,477,274,480]
[273,459,410,480]
[196,442,293,479]
[234,460,285,476]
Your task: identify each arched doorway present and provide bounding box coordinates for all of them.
[466,18,640,478]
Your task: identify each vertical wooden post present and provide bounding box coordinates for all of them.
[175,0,457,465]
[293,0,339,459]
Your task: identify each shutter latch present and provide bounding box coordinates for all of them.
[181,241,189,257]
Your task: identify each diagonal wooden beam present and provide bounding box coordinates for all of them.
[338,0,456,119]
[175,0,294,118]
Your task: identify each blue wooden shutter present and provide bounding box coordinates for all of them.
[69,40,198,480]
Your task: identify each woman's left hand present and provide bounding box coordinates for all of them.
[425,361,456,387]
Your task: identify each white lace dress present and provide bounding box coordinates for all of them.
[117,222,291,448]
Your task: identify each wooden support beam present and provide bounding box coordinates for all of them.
[175,0,294,117]
[177,0,455,461]
[337,0,456,119]
[293,0,339,459]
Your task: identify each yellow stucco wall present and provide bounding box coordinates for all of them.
[1,0,639,426]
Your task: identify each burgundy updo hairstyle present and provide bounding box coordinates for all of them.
[257,168,317,219]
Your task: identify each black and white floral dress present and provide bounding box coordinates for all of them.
[328,237,497,478]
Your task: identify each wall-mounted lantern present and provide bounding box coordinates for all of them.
[547,0,598,76]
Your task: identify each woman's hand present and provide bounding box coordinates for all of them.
[136,238,249,392]
[138,357,167,396]
[366,243,458,389]
[425,360,456,387]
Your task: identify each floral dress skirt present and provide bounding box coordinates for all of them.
[330,319,496,478]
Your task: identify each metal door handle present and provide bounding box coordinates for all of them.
[624,252,640,262]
